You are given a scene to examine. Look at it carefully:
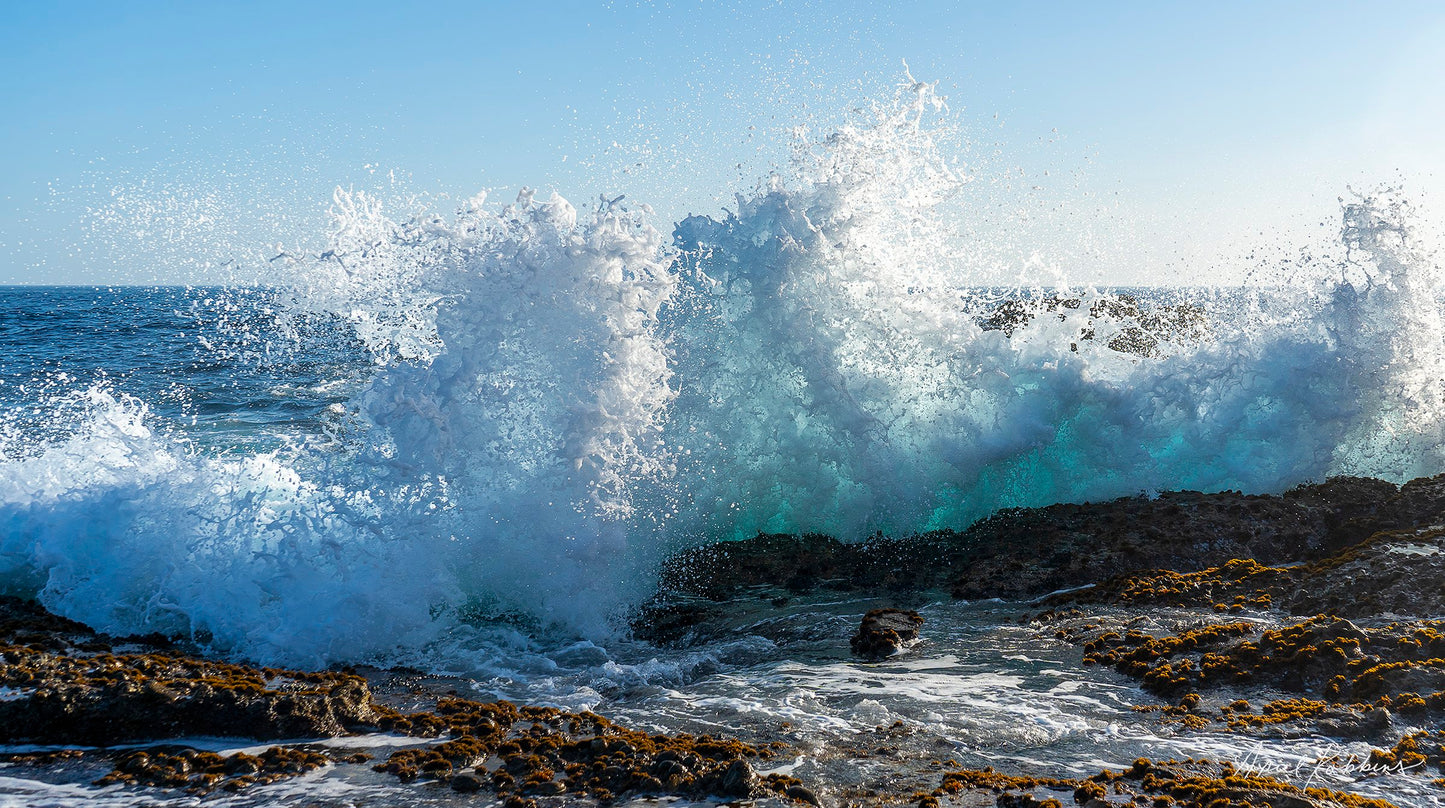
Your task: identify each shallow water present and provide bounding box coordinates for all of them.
[3,598,1440,807]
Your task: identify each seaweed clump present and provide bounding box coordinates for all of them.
[366,696,812,805]
[1077,615,1445,709]
[94,746,336,793]
[1051,524,1445,620]
[1368,729,1445,775]
[928,758,1399,808]
[0,641,378,744]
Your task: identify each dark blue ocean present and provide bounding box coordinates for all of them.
[0,286,370,454]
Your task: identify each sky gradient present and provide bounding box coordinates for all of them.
[3,1,1444,285]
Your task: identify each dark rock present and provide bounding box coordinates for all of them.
[1286,527,1445,618]
[527,779,567,795]
[118,751,151,774]
[629,598,721,645]
[0,642,378,745]
[786,784,822,805]
[0,596,96,646]
[94,745,330,791]
[719,758,755,796]
[451,772,485,793]
[996,793,1057,808]
[1055,525,1445,619]
[641,474,1445,627]
[1315,704,1393,738]
[850,609,924,661]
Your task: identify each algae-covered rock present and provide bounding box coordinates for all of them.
[0,643,379,744]
[0,596,378,745]
[645,474,1445,620]
[1050,526,1445,619]
[935,758,1399,808]
[368,696,806,804]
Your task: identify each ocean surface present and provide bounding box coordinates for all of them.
[2,83,1445,806]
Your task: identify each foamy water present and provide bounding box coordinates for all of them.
[3,600,1440,807]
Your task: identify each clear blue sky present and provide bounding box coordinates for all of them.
[3,1,1444,284]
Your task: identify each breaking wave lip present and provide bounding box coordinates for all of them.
[2,77,1444,667]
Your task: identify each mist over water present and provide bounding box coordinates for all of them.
[2,79,1444,667]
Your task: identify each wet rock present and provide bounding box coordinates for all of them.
[527,779,567,795]
[223,753,263,775]
[368,695,806,804]
[1287,527,1445,618]
[996,794,1061,808]
[0,595,384,749]
[94,746,330,791]
[945,482,1395,602]
[1315,704,1394,738]
[851,609,924,661]
[939,758,1396,808]
[0,599,816,803]
[0,596,100,649]
[786,783,822,805]
[719,758,756,796]
[0,642,379,744]
[1058,610,1445,739]
[628,598,722,645]
[451,771,485,793]
[1050,526,1445,619]
[642,473,1445,622]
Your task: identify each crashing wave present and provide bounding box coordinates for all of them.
[0,78,1442,666]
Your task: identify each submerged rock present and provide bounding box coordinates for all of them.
[851,608,925,661]
[450,771,485,793]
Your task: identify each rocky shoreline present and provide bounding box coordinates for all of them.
[0,595,805,803]
[637,474,1445,643]
[636,472,1445,805]
[4,474,1445,806]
